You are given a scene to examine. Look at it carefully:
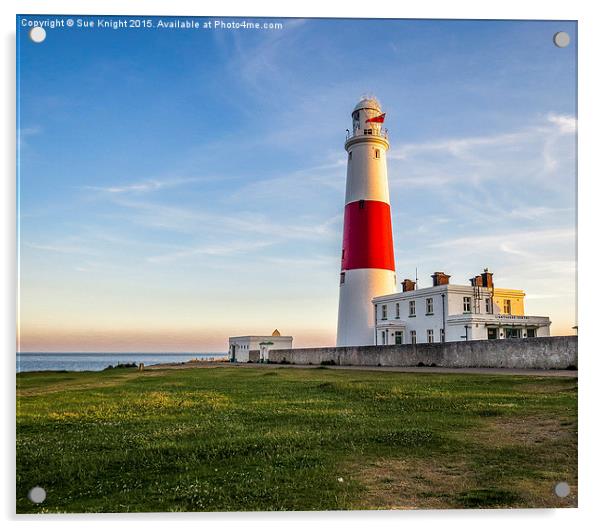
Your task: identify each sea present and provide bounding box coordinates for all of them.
[16,352,228,373]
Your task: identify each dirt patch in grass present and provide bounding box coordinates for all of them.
[349,452,576,509]
[472,415,575,447]
[469,415,578,508]
[349,456,472,509]
[350,414,577,510]
[510,478,577,508]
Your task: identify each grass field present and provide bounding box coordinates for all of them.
[16,366,577,512]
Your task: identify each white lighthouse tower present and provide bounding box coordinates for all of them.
[336,97,397,347]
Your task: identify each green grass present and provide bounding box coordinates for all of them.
[16,366,577,512]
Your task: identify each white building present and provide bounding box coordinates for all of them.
[228,329,293,362]
[372,270,551,345]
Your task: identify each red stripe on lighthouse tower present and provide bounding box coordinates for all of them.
[342,200,395,271]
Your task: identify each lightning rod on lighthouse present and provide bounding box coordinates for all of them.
[336,97,397,347]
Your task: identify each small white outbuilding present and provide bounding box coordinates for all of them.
[228,329,293,363]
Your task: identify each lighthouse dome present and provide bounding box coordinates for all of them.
[353,97,381,113]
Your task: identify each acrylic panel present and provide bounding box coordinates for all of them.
[16,15,577,513]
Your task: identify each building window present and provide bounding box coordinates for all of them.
[527,328,536,338]
[409,300,416,317]
[426,298,434,315]
[348,151,352,160]
[440,329,445,343]
[485,298,492,314]
[427,329,434,343]
[381,304,388,320]
[395,303,400,319]
[395,331,403,345]
[381,331,386,345]
[463,296,472,313]
[504,299,512,314]
[488,328,497,340]
[411,330,417,344]
[364,129,368,135]
[375,149,380,159]
[340,272,345,285]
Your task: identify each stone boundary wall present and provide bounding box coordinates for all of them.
[264,336,577,370]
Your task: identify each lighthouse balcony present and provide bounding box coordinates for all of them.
[345,130,390,151]
[346,128,388,141]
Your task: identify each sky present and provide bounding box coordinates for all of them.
[17,16,577,352]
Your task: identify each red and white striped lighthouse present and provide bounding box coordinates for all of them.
[336,97,397,346]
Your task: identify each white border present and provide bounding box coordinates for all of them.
[3,1,600,528]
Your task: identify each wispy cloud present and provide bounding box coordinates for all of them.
[226,157,346,204]
[147,240,275,264]
[24,241,98,256]
[18,125,43,137]
[17,125,42,150]
[388,112,576,189]
[547,112,577,134]
[103,195,341,245]
[430,227,574,251]
[224,18,309,97]
[84,176,207,195]
[505,206,573,220]
[390,130,527,162]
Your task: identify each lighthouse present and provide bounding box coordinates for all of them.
[336,97,397,347]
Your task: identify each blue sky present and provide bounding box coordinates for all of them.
[17,17,577,351]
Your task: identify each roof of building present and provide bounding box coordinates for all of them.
[229,335,293,341]
[372,283,525,302]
